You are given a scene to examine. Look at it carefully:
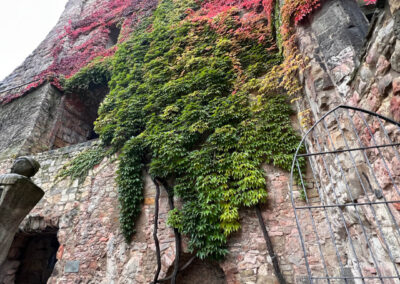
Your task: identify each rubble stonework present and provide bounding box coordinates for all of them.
[294,0,400,281]
[0,142,317,283]
[1,0,400,283]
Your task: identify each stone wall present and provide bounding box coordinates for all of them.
[0,84,63,160]
[0,83,105,159]
[0,140,321,284]
[50,94,93,149]
[293,0,400,281]
[49,89,106,149]
[2,0,400,283]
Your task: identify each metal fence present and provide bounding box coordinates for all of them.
[290,105,400,283]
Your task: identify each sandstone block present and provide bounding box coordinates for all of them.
[393,77,400,95]
[375,55,391,76]
[0,174,44,265]
[390,0,400,16]
[390,96,400,121]
[378,73,393,94]
[390,40,400,72]
[360,65,373,82]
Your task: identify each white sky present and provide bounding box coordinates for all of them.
[0,0,68,81]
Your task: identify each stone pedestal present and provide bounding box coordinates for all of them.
[0,174,44,265]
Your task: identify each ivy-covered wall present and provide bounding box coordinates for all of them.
[61,0,310,269]
[0,0,388,283]
[0,141,315,283]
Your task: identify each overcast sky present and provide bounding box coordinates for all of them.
[0,0,68,81]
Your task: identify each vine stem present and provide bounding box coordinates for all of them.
[152,178,162,283]
[152,256,196,283]
[156,178,181,284]
[255,204,286,284]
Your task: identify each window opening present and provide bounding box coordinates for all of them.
[106,23,121,48]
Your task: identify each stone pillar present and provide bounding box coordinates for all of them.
[0,158,43,265]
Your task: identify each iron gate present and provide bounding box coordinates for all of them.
[290,105,400,283]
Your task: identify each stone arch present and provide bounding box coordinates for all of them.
[0,217,59,284]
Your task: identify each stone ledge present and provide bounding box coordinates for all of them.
[35,139,100,159]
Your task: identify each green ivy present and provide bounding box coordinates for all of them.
[63,57,113,94]
[61,0,304,260]
[93,0,303,259]
[117,137,145,241]
[274,0,283,54]
[57,146,107,184]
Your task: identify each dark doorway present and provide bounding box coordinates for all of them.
[5,232,60,284]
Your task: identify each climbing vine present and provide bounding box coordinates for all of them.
[57,0,318,262]
[58,0,384,264]
[57,146,107,184]
[89,0,303,259]
[62,57,113,94]
[40,0,381,278]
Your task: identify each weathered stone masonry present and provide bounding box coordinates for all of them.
[1,0,400,283]
[0,141,308,283]
[293,0,400,281]
[0,83,105,160]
